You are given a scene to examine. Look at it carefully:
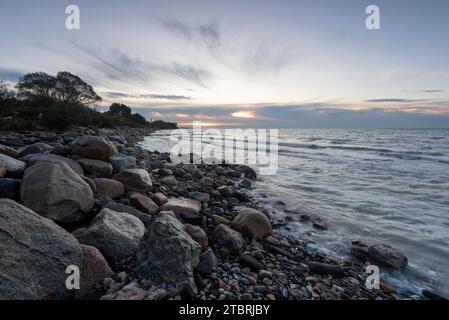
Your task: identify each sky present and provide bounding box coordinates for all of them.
[0,0,449,128]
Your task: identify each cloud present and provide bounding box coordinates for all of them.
[140,94,192,101]
[165,63,211,87]
[160,18,193,40]
[161,18,222,54]
[72,43,151,82]
[365,98,428,103]
[242,43,296,76]
[71,42,211,87]
[105,92,192,101]
[403,89,444,93]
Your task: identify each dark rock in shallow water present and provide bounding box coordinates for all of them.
[0,199,82,299]
[134,213,201,292]
[240,253,264,271]
[308,261,345,278]
[351,239,408,269]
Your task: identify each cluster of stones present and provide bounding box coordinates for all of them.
[0,127,419,300]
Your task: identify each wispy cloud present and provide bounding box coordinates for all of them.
[242,43,296,76]
[161,18,222,55]
[365,98,429,103]
[402,89,444,93]
[70,42,211,87]
[165,63,211,88]
[105,91,192,101]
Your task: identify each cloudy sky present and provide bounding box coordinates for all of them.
[1,0,449,128]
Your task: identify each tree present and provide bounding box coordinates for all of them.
[16,72,57,101]
[109,103,132,117]
[55,71,102,105]
[0,80,15,105]
[15,71,101,106]
[130,113,147,125]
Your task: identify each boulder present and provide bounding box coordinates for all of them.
[231,207,272,239]
[185,224,209,251]
[0,154,26,178]
[151,192,168,206]
[22,153,84,176]
[110,154,136,173]
[217,186,235,198]
[127,192,160,215]
[103,202,153,228]
[351,239,408,269]
[112,169,152,193]
[20,162,94,223]
[189,191,210,203]
[160,197,201,221]
[93,178,125,199]
[70,135,117,161]
[0,199,82,299]
[182,163,197,173]
[196,248,218,275]
[160,175,178,187]
[77,245,113,299]
[17,144,45,158]
[0,178,21,200]
[214,224,245,255]
[79,208,145,264]
[0,144,18,158]
[134,213,201,292]
[240,253,264,271]
[78,158,113,178]
[0,161,5,178]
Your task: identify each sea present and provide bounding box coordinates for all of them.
[142,128,449,298]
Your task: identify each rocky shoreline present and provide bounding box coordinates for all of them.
[0,126,407,300]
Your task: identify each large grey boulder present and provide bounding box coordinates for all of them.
[112,169,152,193]
[70,135,117,161]
[22,153,84,176]
[160,197,201,221]
[79,208,145,264]
[0,199,83,300]
[20,162,94,223]
[351,239,408,269]
[231,207,272,239]
[78,158,113,178]
[134,212,201,292]
[93,178,125,199]
[0,154,26,178]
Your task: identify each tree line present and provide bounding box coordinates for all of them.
[0,72,177,131]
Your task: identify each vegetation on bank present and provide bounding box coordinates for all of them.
[0,72,177,131]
